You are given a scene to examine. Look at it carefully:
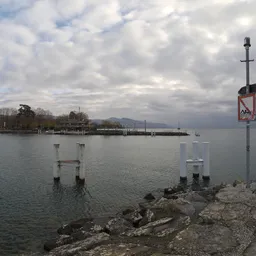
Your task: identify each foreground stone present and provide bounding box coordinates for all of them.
[48,233,109,256]
[169,224,238,255]
[80,243,151,256]
[43,183,256,256]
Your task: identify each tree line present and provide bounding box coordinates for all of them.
[0,104,122,130]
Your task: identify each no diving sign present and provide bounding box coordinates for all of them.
[238,93,256,121]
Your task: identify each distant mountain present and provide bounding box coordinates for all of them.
[91,117,172,129]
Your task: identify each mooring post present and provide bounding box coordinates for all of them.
[53,144,61,181]
[202,142,210,180]
[79,143,85,183]
[180,142,188,181]
[75,142,80,180]
[192,141,200,178]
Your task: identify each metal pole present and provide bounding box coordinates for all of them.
[241,37,254,187]
[246,46,250,187]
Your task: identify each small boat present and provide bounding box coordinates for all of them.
[177,121,180,130]
[195,131,200,137]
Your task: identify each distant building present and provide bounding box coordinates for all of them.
[57,119,89,130]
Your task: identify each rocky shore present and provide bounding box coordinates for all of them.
[39,181,256,256]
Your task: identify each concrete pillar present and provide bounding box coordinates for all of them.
[75,142,80,180]
[202,142,210,180]
[180,142,187,181]
[53,144,61,181]
[192,141,200,178]
[79,143,85,183]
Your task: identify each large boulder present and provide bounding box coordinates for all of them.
[57,218,94,235]
[48,232,109,256]
[199,201,251,224]
[123,210,143,226]
[151,197,195,217]
[124,217,174,237]
[144,193,156,201]
[124,216,190,238]
[44,231,93,252]
[164,184,186,195]
[216,185,256,205]
[57,225,73,235]
[169,224,238,255]
[104,218,133,235]
[139,209,156,227]
[81,243,151,256]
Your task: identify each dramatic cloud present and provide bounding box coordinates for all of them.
[0,0,255,127]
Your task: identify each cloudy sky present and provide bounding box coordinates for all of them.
[0,0,255,128]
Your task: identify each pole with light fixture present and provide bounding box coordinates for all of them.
[240,37,254,187]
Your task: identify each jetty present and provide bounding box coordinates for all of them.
[0,129,189,136]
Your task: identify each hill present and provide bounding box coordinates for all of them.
[91,117,172,129]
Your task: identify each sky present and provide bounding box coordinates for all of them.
[0,0,255,128]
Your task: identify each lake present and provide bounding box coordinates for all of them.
[0,129,256,255]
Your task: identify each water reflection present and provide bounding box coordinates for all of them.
[52,182,92,199]
[179,177,210,190]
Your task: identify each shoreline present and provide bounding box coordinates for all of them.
[0,130,189,136]
[39,180,256,256]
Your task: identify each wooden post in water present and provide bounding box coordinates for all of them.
[79,143,85,183]
[53,144,61,181]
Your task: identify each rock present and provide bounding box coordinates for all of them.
[81,243,151,256]
[124,217,173,237]
[70,218,95,232]
[124,216,190,238]
[163,195,179,200]
[57,218,94,235]
[233,180,243,187]
[122,207,134,215]
[71,230,92,241]
[212,183,227,193]
[49,232,109,256]
[199,201,251,225]
[44,240,60,252]
[244,237,256,255]
[57,225,73,235]
[90,224,103,233]
[216,185,256,204]
[250,182,256,193]
[169,224,238,255]
[139,209,156,227]
[44,231,93,252]
[164,184,185,195]
[152,198,195,217]
[226,220,254,255]
[144,193,156,201]
[139,200,157,210]
[123,210,143,226]
[182,192,208,203]
[105,217,133,235]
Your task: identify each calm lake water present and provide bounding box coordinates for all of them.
[1,129,256,255]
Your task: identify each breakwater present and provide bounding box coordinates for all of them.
[41,181,256,256]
